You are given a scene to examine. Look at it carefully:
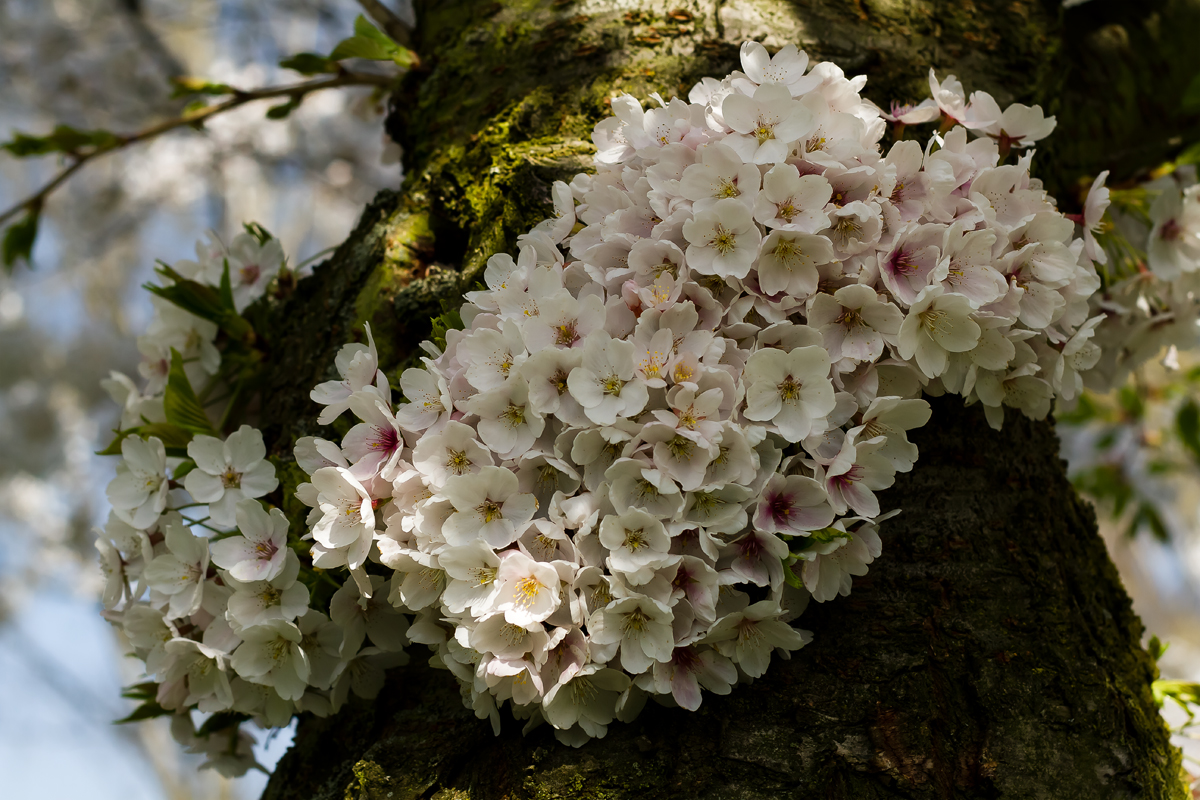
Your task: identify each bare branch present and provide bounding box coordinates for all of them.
[357,0,413,48]
[0,71,396,229]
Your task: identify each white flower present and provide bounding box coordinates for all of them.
[847,396,931,472]
[107,435,169,529]
[438,541,503,616]
[209,498,289,582]
[330,576,410,654]
[938,225,1008,306]
[342,392,406,481]
[410,419,495,487]
[678,141,761,210]
[1082,170,1110,266]
[394,364,453,431]
[309,467,375,569]
[1052,315,1104,402]
[606,458,685,519]
[225,549,310,629]
[229,619,309,701]
[756,230,834,297]
[753,163,832,233]
[824,438,896,517]
[184,426,278,528]
[459,321,528,391]
[648,645,737,711]
[682,198,762,279]
[721,83,814,163]
[598,509,672,585]
[897,285,981,378]
[978,103,1056,149]
[742,346,836,440]
[464,375,545,458]
[739,42,812,92]
[800,520,883,602]
[441,466,537,549]
[542,664,630,737]
[588,594,675,673]
[493,551,562,626]
[753,474,834,536]
[705,601,810,678]
[880,223,944,307]
[807,285,902,363]
[159,639,233,712]
[1148,185,1200,279]
[310,324,384,424]
[143,514,209,619]
[566,333,649,425]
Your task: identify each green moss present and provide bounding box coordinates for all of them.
[345,759,393,800]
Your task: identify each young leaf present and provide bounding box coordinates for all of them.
[164,349,217,436]
[1178,399,1200,463]
[114,699,170,724]
[329,15,414,66]
[279,52,337,75]
[170,77,237,98]
[2,209,39,270]
[196,710,250,737]
[266,97,303,119]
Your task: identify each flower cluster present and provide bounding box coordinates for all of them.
[290,42,1103,744]
[99,41,1115,762]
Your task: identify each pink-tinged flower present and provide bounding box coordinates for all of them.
[880,223,944,307]
[209,498,289,582]
[808,285,903,363]
[753,473,835,536]
[824,438,896,518]
[649,645,737,711]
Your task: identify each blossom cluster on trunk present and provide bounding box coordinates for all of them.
[95,41,1152,770]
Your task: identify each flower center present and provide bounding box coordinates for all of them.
[555,321,579,347]
[1161,219,1182,242]
[772,236,800,267]
[501,403,526,428]
[514,576,545,608]
[776,199,798,221]
[623,527,648,551]
[777,375,802,404]
[835,307,864,328]
[221,468,241,489]
[446,448,472,475]
[601,372,625,396]
[621,607,651,634]
[716,177,740,198]
[550,368,570,395]
[711,225,737,255]
[477,499,504,523]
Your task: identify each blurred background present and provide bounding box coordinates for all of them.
[0,0,407,796]
[2,0,1200,797]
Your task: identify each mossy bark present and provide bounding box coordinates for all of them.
[254,1,1198,797]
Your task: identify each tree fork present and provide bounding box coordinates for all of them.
[254,1,1198,797]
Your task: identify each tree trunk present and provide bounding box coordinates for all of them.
[254,1,1199,797]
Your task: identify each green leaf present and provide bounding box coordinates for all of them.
[1177,141,1200,168]
[170,77,237,98]
[279,52,337,75]
[242,221,274,244]
[1128,502,1169,542]
[330,16,414,67]
[2,125,120,158]
[144,266,253,341]
[429,307,464,351]
[164,349,216,436]
[1178,399,1200,463]
[2,209,39,270]
[266,97,303,119]
[196,711,250,737]
[1183,73,1200,113]
[120,682,160,701]
[781,558,804,590]
[114,699,170,724]
[172,458,198,480]
[1148,635,1168,663]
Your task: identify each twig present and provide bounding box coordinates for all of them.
[0,70,396,228]
[357,0,413,48]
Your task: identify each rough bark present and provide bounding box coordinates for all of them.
[249,1,1200,796]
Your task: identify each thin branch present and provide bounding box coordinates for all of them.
[0,70,396,228]
[357,0,413,48]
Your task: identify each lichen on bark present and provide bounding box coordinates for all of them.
[250,1,1195,797]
